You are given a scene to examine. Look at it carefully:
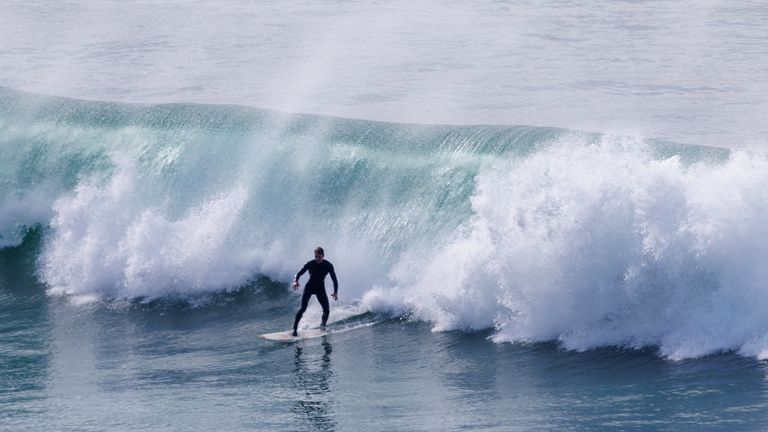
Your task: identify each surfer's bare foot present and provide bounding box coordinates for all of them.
[291,330,298,337]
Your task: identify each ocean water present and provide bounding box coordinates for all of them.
[2,0,767,148]
[2,1,768,430]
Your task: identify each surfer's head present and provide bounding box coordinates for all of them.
[314,247,325,262]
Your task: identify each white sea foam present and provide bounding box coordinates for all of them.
[35,135,393,301]
[40,156,253,298]
[369,136,768,359]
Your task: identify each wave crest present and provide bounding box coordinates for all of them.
[376,138,768,359]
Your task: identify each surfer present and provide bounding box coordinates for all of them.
[291,247,339,336]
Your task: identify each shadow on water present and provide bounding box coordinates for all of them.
[89,273,293,334]
[292,340,336,432]
[0,227,51,420]
[0,227,46,296]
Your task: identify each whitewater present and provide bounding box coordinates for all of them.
[4,87,768,361]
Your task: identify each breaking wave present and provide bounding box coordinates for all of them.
[6,87,768,359]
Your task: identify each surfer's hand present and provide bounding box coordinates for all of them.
[331,292,338,301]
[292,281,300,290]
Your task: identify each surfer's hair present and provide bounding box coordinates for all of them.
[314,247,325,256]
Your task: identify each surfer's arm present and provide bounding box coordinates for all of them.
[292,262,309,289]
[295,262,309,281]
[329,264,338,295]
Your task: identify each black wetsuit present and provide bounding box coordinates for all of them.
[293,259,338,332]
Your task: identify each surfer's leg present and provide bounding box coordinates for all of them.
[317,289,330,327]
[293,288,313,333]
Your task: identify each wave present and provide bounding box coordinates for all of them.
[364,142,768,360]
[6,87,768,359]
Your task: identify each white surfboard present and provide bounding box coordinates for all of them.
[259,321,379,342]
[259,328,327,342]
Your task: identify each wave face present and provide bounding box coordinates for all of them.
[6,87,768,359]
